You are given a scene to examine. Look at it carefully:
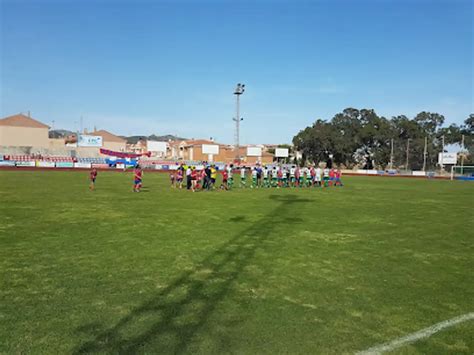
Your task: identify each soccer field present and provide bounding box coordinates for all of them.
[0,170,473,354]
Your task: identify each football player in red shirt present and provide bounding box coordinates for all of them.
[89,168,98,191]
[133,165,143,192]
[221,169,229,190]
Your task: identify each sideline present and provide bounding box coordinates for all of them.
[356,312,474,354]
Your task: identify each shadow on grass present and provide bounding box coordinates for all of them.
[74,194,311,354]
[228,215,247,223]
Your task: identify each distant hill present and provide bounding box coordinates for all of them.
[49,129,74,139]
[121,134,187,144]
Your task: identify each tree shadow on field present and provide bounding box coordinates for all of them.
[74,194,311,354]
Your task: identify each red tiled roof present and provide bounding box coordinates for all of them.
[0,114,49,129]
[91,130,126,143]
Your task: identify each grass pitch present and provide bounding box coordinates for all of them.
[0,170,473,354]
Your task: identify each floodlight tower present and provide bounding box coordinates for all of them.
[233,83,245,161]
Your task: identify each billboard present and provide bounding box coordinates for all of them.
[147,141,167,153]
[438,153,457,165]
[202,144,219,155]
[0,161,15,166]
[74,162,92,168]
[37,161,55,168]
[78,135,103,147]
[247,147,262,157]
[275,148,289,158]
[56,162,74,168]
[16,161,36,167]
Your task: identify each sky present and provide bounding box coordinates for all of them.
[1,0,472,144]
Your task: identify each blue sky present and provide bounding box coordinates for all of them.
[1,0,472,144]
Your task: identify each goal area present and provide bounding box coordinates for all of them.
[450,166,474,181]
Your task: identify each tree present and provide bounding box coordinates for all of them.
[293,119,337,165]
[292,108,461,170]
[463,114,474,134]
[414,112,445,135]
[460,114,474,164]
[438,124,462,145]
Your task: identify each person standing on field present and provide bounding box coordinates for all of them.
[191,166,198,191]
[323,167,330,187]
[210,165,217,189]
[315,166,322,187]
[240,166,247,188]
[176,167,184,189]
[89,168,98,190]
[226,164,234,189]
[310,166,316,187]
[186,165,192,190]
[133,164,143,192]
[334,169,344,186]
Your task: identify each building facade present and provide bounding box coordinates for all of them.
[0,114,50,148]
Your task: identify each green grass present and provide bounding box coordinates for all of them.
[0,170,473,354]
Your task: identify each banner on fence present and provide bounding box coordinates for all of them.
[37,161,56,168]
[91,163,108,169]
[412,171,426,176]
[56,162,74,168]
[16,161,36,167]
[356,169,378,175]
[74,162,92,168]
[0,161,15,166]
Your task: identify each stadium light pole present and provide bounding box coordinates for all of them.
[233,83,245,162]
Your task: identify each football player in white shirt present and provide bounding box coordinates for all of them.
[251,167,258,188]
[263,167,269,187]
[272,167,278,187]
[240,166,247,188]
[226,164,234,189]
[289,166,296,187]
[323,167,330,187]
[315,166,322,187]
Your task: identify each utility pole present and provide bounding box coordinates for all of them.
[422,136,427,171]
[441,135,445,171]
[461,134,465,175]
[389,138,394,170]
[406,138,411,171]
[233,83,245,162]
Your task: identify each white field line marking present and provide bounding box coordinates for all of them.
[283,296,318,310]
[356,312,474,355]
